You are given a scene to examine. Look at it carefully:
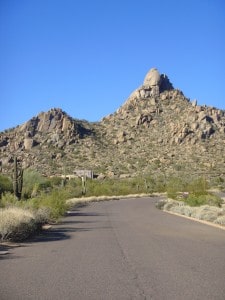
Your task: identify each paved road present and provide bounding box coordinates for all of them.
[1,197,225,300]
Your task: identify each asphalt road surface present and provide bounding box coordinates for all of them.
[1,197,225,300]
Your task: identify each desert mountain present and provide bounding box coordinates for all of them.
[1,68,225,179]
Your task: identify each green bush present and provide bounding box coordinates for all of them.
[184,193,222,207]
[22,169,51,198]
[0,192,18,208]
[49,176,65,187]
[64,178,83,198]
[186,177,208,196]
[165,176,211,200]
[0,207,37,241]
[0,174,13,196]
[28,189,69,221]
[71,175,167,197]
[41,191,68,220]
[84,178,143,197]
[153,175,167,193]
[166,177,186,199]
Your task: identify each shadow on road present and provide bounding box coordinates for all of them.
[66,211,105,217]
[26,208,106,244]
[0,207,106,259]
[0,244,21,260]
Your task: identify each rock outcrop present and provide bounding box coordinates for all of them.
[0,68,224,179]
[127,68,173,100]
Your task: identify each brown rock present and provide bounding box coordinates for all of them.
[24,138,35,150]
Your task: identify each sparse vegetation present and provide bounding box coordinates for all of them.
[157,175,225,226]
[0,171,225,241]
[166,176,223,207]
[0,207,38,241]
[183,193,222,207]
[1,69,225,241]
[0,174,13,196]
[22,169,52,198]
[157,198,225,226]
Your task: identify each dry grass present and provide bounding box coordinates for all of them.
[159,199,225,226]
[214,215,225,225]
[0,193,152,241]
[0,207,36,241]
[66,193,152,207]
[0,207,50,241]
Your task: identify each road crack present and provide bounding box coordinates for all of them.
[105,206,151,300]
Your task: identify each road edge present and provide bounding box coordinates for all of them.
[163,210,225,231]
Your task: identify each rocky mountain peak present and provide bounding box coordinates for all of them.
[119,68,174,108]
[0,68,224,178]
[143,68,161,86]
[19,108,75,135]
[0,108,94,160]
[143,68,173,92]
[109,68,175,118]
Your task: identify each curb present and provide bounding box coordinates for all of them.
[164,210,225,231]
[0,251,9,255]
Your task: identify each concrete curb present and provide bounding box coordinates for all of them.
[164,210,225,231]
[0,251,9,255]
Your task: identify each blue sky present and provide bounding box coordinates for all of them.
[0,0,224,131]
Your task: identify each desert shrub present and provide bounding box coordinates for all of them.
[144,176,158,193]
[48,176,64,187]
[0,207,36,241]
[153,175,167,193]
[165,176,219,204]
[184,193,222,207]
[166,177,186,199]
[86,180,111,196]
[0,192,18,208]
[84,177,149,197]
[159,199,225,224]
[28,189,69,221]
[155,199,167,210]
[22,169,51,198]
[34,207,51,224]
[214,215,225,225]
[171,204,194,217]
[189,205,223,222]
[0,174,13,196]
[186,177,208,196]
[1,187,70,223]
[59,174,167,198]
[64,178,82,198]
[40,191,68,220]
[163,200,178,211]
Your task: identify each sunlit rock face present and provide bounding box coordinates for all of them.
[126,67,174,100]
[143,68,161,87]
[143,68,174,93]
[1,67,225,179]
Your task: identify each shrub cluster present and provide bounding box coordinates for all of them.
[165,176,223,207]
[157,199,225,225]
[0,174,13,196]
[0,207,37,241]
[1,170,224,241]
[27,189,69,221]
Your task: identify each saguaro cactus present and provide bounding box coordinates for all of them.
[13,157,23,200]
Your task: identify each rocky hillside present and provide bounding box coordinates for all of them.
[1,68,225,180]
